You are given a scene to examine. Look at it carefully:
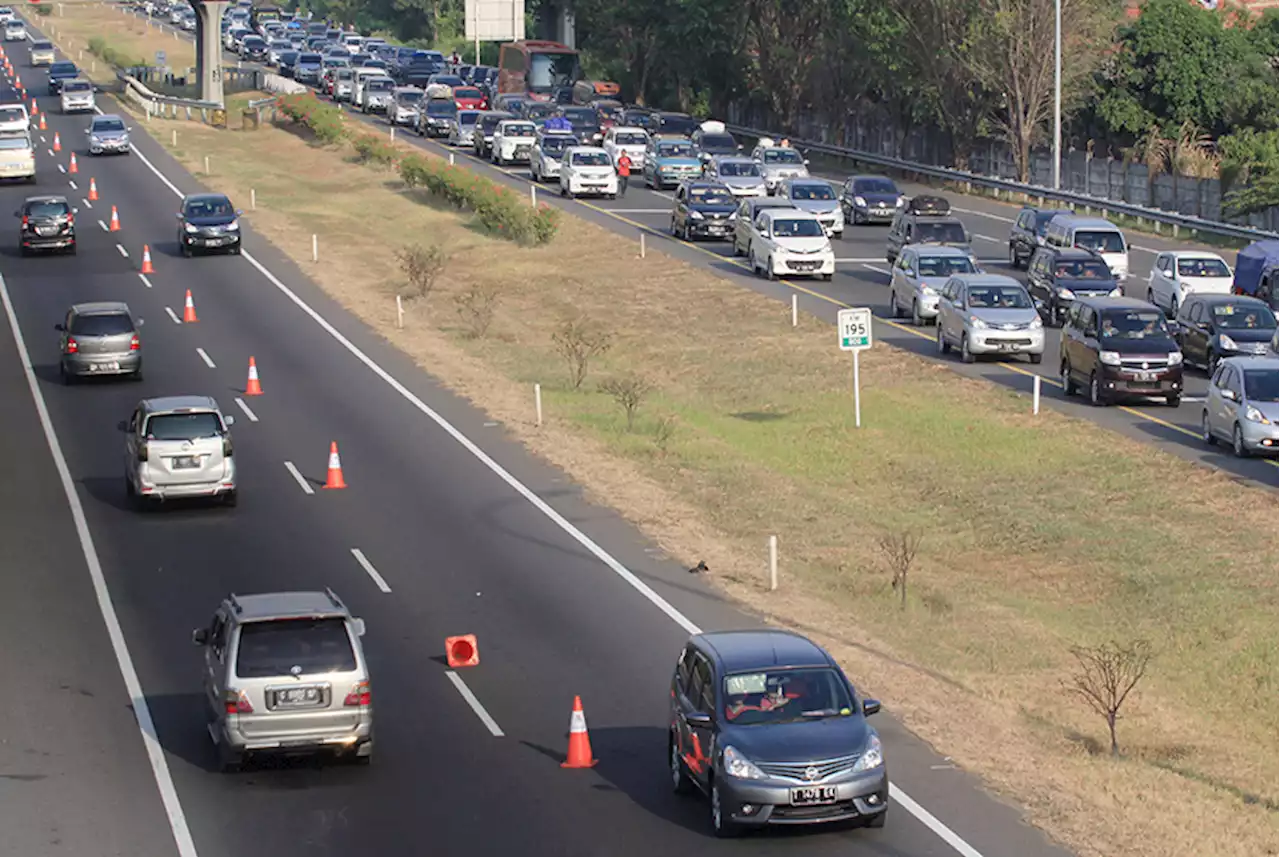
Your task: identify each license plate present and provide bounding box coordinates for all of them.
[791,786,838,805]
[89,361,119,372]
[1135,371,1156,381]
[998,342,1017,350]
[275,687,322,707]
[171,456,200,469]
[516,146,531,156]
[36,226,57,236]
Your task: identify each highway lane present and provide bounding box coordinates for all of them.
[7,26,1077,857]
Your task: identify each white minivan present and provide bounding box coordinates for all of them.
[1044,215,1130,280]
[749,209,836,281]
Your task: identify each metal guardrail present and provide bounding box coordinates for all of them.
[723,123,1278,244]
[117,70,227,125]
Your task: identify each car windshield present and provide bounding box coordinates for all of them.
[0,106,24,123]
[6,21,21,30]
[967,286,1031,309]
[367,79,392,92]
[1212,303,1277,330]
[561,108,594,122]
[596,105,622,121]
[1244,368,1280,402]
[525,104,557,119]
[527,51,580,92]
[1035,211,1070,232]
[700,133,735,150]
[234,618,357,678]
[63,81,92,93]
[918,256,976,277]
[855,178,897,194]
[31,41,52,50]
[457,110,479,125]
[915,221,967,243]
[1074,230,1125,254]
[614,131,646,146]
[763,149,803,164]
[659,142,693,158]
[690,187,733,205]
[454,87,483,99]
[504,124,535,137]
[144,412,221,440]
[790,183,834,201]
[25,200,68,216]
[772,219,824,238]
[722,667,855,725]
[396,91,422,105]
[572,151,610,166]
[1055,260,1113,279]
[299,53,322,63]
[185,197,234,217]
[1178,257,1230,278]
[1099,310,1169,340]
[718,161,759,177]
[70,312,132,336]
[657,115,696,136]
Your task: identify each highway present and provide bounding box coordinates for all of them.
[1,23,1078,857]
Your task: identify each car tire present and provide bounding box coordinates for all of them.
[889,292,903,318]
[937,324,950,354]
[1165,392,1180,407]
[1008,243,1020,269]
[1061,361,1076,396]
[180,241,192,258]
[1147,288,1157,309]
[669,734,693,795]
[222,490,238,508]
[1168,295,1179,319]
[765,257,776,281]
[864,808,888,829]
[1089,372,1106,407]
[1233,423,1248,458]
[1029,352,1043,365]
[67,242,77,255]
[131,367,144,382]
[821,272,833,281]
[217,740,244,773]
[912,300,925,327]
[1202,412,1216,445]
[710,779,739,838]
[960,334,975,363]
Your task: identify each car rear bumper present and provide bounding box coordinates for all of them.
[64,354,141,376]
[135,477,237,500]
[22,234,74,248]
[220,715,373,753]
[720,768,889,827]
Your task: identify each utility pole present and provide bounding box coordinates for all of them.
[1052,0,1062,189]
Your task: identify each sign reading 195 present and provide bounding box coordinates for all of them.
[837,308,873,351]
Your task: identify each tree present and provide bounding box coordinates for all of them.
[1220,129,1279,217]
[877,530,922,610]
[741,0,832,131]
[1065,639,1153,757]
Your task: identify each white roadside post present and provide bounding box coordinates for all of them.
[534,383,543,426]
[791,293,798,327]
[311,234,318,262]
[639,231,646,259]
[396,294,404,329]
[1033,374,1042,415]
[250,188,256,210]
[449,152,455,165]
[769,535,778,591]
[203,155,210,174]
[530,184,536,208]
[837,307,873,428]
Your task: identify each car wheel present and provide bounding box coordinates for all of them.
[217,740,244,773]
[960,334,975,363]
[912,300,924,327]
[1202,411,1216,445]
[1061,361,1076,396]
[937,324,950,354]
[1089,372,1106,407]
[1207,350,1219,375]
[710,779,739,838]
[1233,423,1249,458]
[1008,243,1020,269]
[1147,288,1157,309]
[222,490,238,508]
[1168,295,1179,319]
[669,735,692,795]
[1165,392,1180,407]
[765,257,776,280]
[1029,352,1043,365]
[821,272,833,281]
[682,222,692,242]
[180,241,192,258]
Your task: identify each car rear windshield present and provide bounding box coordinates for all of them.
[700,133,736,149]
[1055,260,1112,279]
[454,87,483,100]
[914,221,967,243]
[235,618,357,678]
[425,99,454,114]
[1100,310,1169,340]
[1212,302,1276,330]
[918,256,976,277]
[790,183,834,201]
[763,149,803,164]
[855,177,897,194]
[1073,230,1125,254]
[71,312,132,335]
[50,62,77,74]
[0,106,24,123]
[1244,369,1279,402]
[722,667,854,725]
[1178,257,1230,278]
[63,81,92,93]
[718,161,758,177]
[772,218,824,238]
[299,53,322,63]
[144,412,222,439]
[25,200,68,216]
[967,285,1032,309]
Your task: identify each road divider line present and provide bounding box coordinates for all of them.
[350,548,392,593]
[82,198,92,209]
[444,671,504,737]
[283,461,315,495]
[97,218,107,232]
[0,273,202,857]
[46,148,53,157]
[953,207,1014,223]
[863,264,893,277]
[233,397,259,422]
[68,180,76,190]
[610,208,670,214]
[138,273,153,289]
[115,243,128,258]
[163,306,181,324]
[195,347,215,368]
[973,233,1001,243]
[57,164,65,174]
[889,786,985,857]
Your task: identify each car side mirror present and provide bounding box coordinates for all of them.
[686,711,713,727]
[965,231,973,243]
[85,129,91,134]
[236,209,244,216]
[175,212,183,220]
[54,322,65,331]
[803,159,811,166]
[192,628,209,646]
[136,318,145,327]
[351,617,366,637]
[1162,270,1173,278]
[128,127,134,132]
[223,415,236,427]
[862,699,881,717]
[72,208,79,214]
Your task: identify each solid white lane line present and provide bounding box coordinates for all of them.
[138,273,153,288]
[116,244,128,258]
[163,306,181,324]
[125,113,1006,857]
[68,180,77,190]
[1131,245,1159,255]
[233,397,259,422]
[0,274,202,857]
[195,347,215,368]
[350,548,392,593]
[836,257,889,262]
[98,219,108,232]
[39,134,45,143]
[863,264,892,277]
[444,671,504,737]
[283,461,314,495]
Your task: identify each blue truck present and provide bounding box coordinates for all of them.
[1233,239,1279,311]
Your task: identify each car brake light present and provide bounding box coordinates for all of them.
[64,336,78,354]
[224,689,253,714]
[343,680,371,707]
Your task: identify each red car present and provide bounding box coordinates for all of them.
[452,86,488,111]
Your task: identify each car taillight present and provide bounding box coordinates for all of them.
[64,336,78,354]
[343,680,371,707]
[129,334,140,351]
[222,436,233,456]
[224,689,253,714]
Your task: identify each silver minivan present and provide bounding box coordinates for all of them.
[193,590,373,771]
[935,274,1046,363]
[121,395,237,507]
[57,301,143,382]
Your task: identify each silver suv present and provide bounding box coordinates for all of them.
[193,590,373,771]
[121,395,237,507]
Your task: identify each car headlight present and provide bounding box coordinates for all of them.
[1056,287,1075,299]
[184,223,198,233]
[722,745,766,780]
[920,284,936,296]
[1108,287,1123,297]
[90,135,103,144]
[1219,333,1238,350]
[689,210,704,219]
[852,733,884,772]
[1099,350,1121,366]
[226,219,239,231]
[1245,405,1272,424]
[896,195,906,207]
[1166,350,1182,365]
[968,315,987,329]
[1030,316,1043,329]
[853,195,866,206]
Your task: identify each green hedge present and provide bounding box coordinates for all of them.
[277,92,347,146]
[86,36,144,70]
[350,131,399,167]
[399,154,559,246]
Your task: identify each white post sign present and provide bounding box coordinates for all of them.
[837,307,873,428]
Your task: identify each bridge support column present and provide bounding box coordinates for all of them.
[191,0,229,106]
[555,1,576,48]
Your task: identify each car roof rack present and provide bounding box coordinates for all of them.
[906,195,951,216]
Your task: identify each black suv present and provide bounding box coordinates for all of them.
[47,60,80,95]
[1026,246,1120,326]
[669,630,887,837]
[177,192,242,256]
[557,106,603,146]
[885,195,972,264]
[16,195,77,255]
[1174,294,1277,372]
[1060,296,1183,407]
[1007,206,1071,269]
[671,180,737,242]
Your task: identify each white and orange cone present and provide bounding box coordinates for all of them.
[244,357,263,396]
[323,442,347,489]
[182,289,198,323]
[561,696,598,768]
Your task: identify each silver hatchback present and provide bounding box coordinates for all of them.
[936,274,1046,363]
[193,590,373,771]
[121,395,237,506]
[889,246,981,326]
[1202,356,1279,457]
[57,301,143,382]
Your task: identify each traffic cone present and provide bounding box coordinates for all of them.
[68,153,77,174]
[244,357,263,396]
[29,98,36,113]
[38,112,45,130]
[182,290,198,323]
[87,177,97,201]
[323,442,347,489]
[140,244,154,274]
[445,635,479,668]
[561,696,598,768]
[52,131,60,152]
[109,206,120,231]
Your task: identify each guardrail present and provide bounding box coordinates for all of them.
[723,122,1278,244]
[117,70,227,126]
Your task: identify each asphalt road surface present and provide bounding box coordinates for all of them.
[1,23,1081,857]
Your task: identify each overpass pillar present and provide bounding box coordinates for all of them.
[549,0,575,48]
[191,0,229,106]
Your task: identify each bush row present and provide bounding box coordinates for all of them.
[87,36,144,70]
[399,154,559,246]
[350,131,399,167]
[276,92,346,146]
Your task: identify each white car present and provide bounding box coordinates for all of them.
[123,396,237,507]
[749,209,835,281]
[0,102,28,134]
[3,18,25,41]
[491,119,537,165]
[602,126,648,169]
[0,131,35,181]
[59,79,96,114]
[529,130,575,183]
[1147,251,1234,317]
[0,7,14,23]
[559,146,618,199]
[387,86,423,125]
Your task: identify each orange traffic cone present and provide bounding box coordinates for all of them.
[68,153,78,174]
[323,442,347,489]
[29,98,36,114]
[140,244,154,274]
[182,290,198,323]
[244,357,263,396]
[87,177,97,201]
[445,635,479,668]
[109,206,120,231]
[561,696,598,768]
[52,131,60,152]
[38,112,46,130]
[13,74,20,89]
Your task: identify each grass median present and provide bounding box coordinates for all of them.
[44,5,1280,857]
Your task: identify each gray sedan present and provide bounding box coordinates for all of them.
[1202,356,1279,457]
[86,114,131,156]
[57,301,143,382]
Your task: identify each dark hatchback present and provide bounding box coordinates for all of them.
[670,630,888,837]
[1008,205,1071,268]
[17,195,76,255]
[47,60,80,95]
[293,52,324,84]
[239,35,269,62]
[1026,246,1121,325]
[1061,296,1183,407]
[177,193,242,256]
[671,180,738,242]
[557,106,602,145]
[1174,294,1277,372]
[840,175,904,225]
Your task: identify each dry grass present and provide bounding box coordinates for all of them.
[46,6,1280,857]
[43,3,196,84]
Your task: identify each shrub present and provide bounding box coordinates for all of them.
[399,153,560,246]
[86,36,143,70]
[395,243,447,302]
[30,2,50,15]
[276,92,346,146]
[350,132,399,167]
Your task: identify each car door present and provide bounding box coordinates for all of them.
[1150,253,1173,310]
[685,651,718,789]
[1182,300,1209,365]
[1076,306,1101,379]
[203,610,230,715]
[1026,250,1048,306]
[1206,362,1228,438]
[886,213,904,262]
[672,184,688,233]
[1212,364,1243,437]
[733,200,752,252]
[937,278,959,344]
